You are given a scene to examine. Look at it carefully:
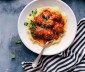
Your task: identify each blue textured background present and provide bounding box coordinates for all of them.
[0,0,85,72]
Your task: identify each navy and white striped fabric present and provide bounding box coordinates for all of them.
[22,19,85,72]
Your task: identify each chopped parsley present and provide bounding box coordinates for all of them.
[42,14,48,21]
[32,9,37,15]
[11,53,15,60]
[41,24,44,28]
[29,20,36,29]
[29,9,37,16]
[24,22,28,26]
[47,24,52,27]
[31,32,36,36]
[29,13,32,16]
[15,40,22,44]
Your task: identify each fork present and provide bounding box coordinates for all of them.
[32,40,53,68]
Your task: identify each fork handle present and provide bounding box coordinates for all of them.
[32,46,45,68]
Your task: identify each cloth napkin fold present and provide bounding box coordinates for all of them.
[22,18,85,72]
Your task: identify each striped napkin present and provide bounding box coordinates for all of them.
[22,18,85,72]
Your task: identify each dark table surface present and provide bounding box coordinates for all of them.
[0,0,85,72]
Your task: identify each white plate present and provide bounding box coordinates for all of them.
[18,0,77,55]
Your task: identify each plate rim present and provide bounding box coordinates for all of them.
[18,0,77,55]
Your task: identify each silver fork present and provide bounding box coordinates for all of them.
[32,40,53,68]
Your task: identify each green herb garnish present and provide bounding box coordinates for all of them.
[47,24,52,27]
[16,40,22,44]
[24,22,28,26]
[41,24,44,28]
[42,14,48,21]
[11,53,15,60]
[32,9,37,15]
[29,24,32,29]
[29,13,32,16]
[31,32,36,36]
[29,9,37,16]
[29,20,36,29]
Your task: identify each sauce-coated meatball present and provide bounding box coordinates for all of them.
[53,23,64,33]
[35,26,44,36]
[43,29,54,40]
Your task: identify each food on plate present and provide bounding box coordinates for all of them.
[24,6,67,46]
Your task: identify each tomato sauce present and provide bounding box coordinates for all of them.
[30,9,64,45]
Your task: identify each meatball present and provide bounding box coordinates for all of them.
[50,12,62,22]
[45,19,54,27]
[43,29,54,40]
[43,9,51,17]
[60,20,64,26]
[53,23,64,33]
[35,26,44,37]
[54,22,64,27]
[35,26,54,39]
[34,14,45,25]
[54,34,59,40]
